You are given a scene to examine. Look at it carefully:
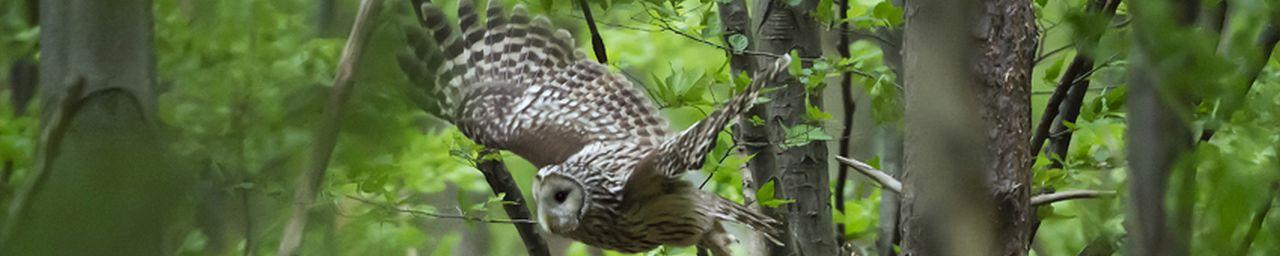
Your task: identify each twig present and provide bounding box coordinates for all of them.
[698,137,739,189]
[577,0,608,63]
[639,3,782,59]
[568,15,659,32]
[1029,190,1115,206]
[276,0,381,255]
[346,195,537,224]
[834,156,901,193]
[828,27,898,49]
[1034,43,1075,65]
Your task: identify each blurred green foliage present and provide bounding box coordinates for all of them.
[0,0,1277,255]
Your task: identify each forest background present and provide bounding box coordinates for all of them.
[0,0,1278,255]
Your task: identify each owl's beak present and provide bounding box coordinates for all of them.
[538,210,580,234]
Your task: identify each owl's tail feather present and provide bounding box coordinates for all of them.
[715,196,785,245]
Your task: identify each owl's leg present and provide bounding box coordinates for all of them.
[697,222,736,256]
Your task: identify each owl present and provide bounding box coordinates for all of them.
[396,1,788,254]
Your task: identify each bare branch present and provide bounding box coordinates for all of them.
[834,156,902,193]
[276,0,382,254]
[346,196,537,224]
[1030,190,1115,206]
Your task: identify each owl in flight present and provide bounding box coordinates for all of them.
[396,1,788,254]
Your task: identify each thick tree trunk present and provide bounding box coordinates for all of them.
[746,1,837,255]
[898,0,1000,255]
[0,0,191,254]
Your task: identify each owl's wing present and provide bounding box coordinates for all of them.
[627,56,790,190]
[620,56,788,203]
[398,1,668,166]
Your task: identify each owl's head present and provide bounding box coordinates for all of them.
[533,165,589,234]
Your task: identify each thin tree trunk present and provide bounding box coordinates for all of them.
[276,1,382,254]
[1126,0,1198,255]
[898,0,999,255]
[974,0,1038,254]
[834,0,855,246]
[748,1,837,255]
[716,0,769,252]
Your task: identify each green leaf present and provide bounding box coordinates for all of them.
[814,0,835,23]
[783,124,834,148]
[867,156,882,170]
[1043,57,1065,83]
[728,34,749,54]
[872,2,904,26]
[806,100,833,121]
[788,50,803,76]
[755,180,794,208]
[786,0,803,7]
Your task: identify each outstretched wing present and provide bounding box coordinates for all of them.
[397,1,668,167]
[635,56,791,180]
[620,55,789,205]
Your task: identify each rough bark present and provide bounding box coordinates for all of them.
[974,0,1038,254]
[1,0,190,254]
[747,1,837,255]
[898,0,999,255]
[1125,0,1198,255]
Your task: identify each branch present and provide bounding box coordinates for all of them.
[476,158,552,256]
[1235,182,1278,255]
[1029,0,1120,161]
[276,0,381,255]
[834,156,901,193]
[576,0,608,63]
[1200,23,1280,142]
[346,195,537,224]
[1030,190,1115,206]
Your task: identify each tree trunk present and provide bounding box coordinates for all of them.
[747,1,837,255]
[898,0,999,255]
[975,0,1038,254]
[1,0,192,254]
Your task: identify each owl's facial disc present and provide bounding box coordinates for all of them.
[534,172,587,234]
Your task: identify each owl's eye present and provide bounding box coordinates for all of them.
[553,190,570,203]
